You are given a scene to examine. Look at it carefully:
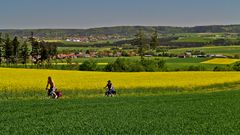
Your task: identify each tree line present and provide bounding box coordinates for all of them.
[0,32,57,65]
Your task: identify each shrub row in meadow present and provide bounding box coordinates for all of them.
[66,60,240,72]
[104,58,166,72]
[2,59,240,72]
[78,58,167,72]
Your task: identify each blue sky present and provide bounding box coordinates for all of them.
[0,0,239,29]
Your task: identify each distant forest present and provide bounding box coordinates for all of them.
[1,25,240,38]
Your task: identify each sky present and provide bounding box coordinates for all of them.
[0,0,240,29]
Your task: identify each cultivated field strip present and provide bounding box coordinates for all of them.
[1,68,240,95]
[201,58,240,65]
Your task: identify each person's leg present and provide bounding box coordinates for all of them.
[106,89,111,97]
[48,89,51,96]
[105,91,108,96]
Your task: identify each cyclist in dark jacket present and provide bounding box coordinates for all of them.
[104,80,116,96]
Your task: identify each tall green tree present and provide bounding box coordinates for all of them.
[48,43,57,58]
[12,36,20,64]
[0,33,3,64]
[19,41,29,65]
[29,32,41,64]
[150,31,159,50]
[39,41,49,62]
[4,34,13,64]
[133,30,147,59]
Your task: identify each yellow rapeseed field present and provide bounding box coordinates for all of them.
[1,68,240,93]
[201,58,240,64]
[43,40,62,42]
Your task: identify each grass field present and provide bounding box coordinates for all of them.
[54,56,171,63]
[165,58,213,70]
[2,90,240,134]
[171,37,213,43]
[53,57,124,63]
[169,46,240,56]
[53,57,219,71]
[0,57,229,71]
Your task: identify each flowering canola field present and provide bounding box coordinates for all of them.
[201,58,240,64]
[1,68,240,94]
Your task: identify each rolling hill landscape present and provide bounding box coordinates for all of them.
[2,0,240,134]
[1,24,240,37]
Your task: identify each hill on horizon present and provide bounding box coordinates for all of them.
[1,24,240,38]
